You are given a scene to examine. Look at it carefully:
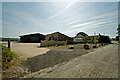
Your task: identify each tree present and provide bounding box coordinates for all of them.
[116,36,119,41]
[117,24,120,34]
[98,35,111,44]
[117,24,120,40]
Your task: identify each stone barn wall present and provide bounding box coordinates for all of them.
[45,32,73,44]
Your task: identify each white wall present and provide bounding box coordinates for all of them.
[73,38,83,42]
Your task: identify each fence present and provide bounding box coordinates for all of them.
[40,40,67,47]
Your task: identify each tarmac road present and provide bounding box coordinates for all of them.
[24,42,118,78]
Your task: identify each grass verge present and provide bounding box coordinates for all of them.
[1,44,17,70]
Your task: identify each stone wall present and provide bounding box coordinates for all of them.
[40,41,67,47]
[45,32,73,44]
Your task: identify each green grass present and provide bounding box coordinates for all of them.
[82,39,98,43]
[118,40,120,43]
[45,43,85,48]
[45,45,58,48]
[1,44,17,70]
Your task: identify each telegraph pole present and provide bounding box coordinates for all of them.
[94,32,96,36]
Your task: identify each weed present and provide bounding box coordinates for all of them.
[1,44,17,70]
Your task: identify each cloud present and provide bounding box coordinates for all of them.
[66,8,117,26]
[72,22,94,28]
[89,21,113,28]
[2,8,50,37]
[48,0,77,20]
[64,22,116,36]
[72,20,113,28]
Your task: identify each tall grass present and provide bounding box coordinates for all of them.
[1,44,16,70]
[118,40,120,43]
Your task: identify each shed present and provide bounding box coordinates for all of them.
[19,33,45,43]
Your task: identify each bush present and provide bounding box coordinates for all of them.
[98,44,101,47]
[101,43,104,46]
[84,44,89,50]
[93,44,98,48]
[2,45,16,70]
[69,46,74,49]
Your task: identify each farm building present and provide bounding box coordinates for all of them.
[19,33,45,43]
[75,32,99,40]
[75,32,88,38]
[45,32,73,44]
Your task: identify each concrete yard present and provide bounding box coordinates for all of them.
[2,41,50,58]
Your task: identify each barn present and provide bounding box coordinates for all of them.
[45,32,73,44]
[75,32,88,38]
[19,33,45,43]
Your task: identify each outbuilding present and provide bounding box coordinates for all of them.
[19,33,45,43]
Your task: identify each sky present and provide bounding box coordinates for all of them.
[2,1,119,38]
[0,2,2,38]
[2,0,120,2]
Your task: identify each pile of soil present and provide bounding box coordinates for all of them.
[20,49,88,72]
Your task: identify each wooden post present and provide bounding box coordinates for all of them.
[40,40,41,47]
[8,40,10,48]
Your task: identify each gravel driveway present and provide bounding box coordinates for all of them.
[24,42,118,78]
[2,42,117,78]
[2,44,89,78]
